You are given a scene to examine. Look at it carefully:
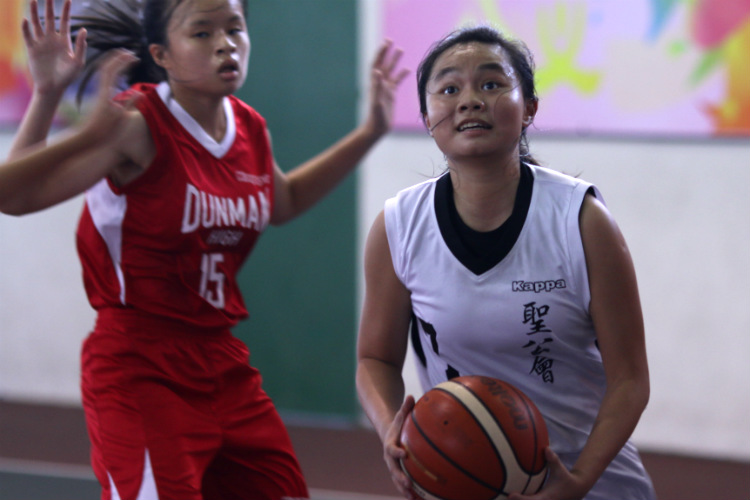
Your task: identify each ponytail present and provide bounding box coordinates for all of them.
[69,0,167,104]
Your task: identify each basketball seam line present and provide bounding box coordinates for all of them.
[411,406,502,497]
[438,380,538,495]
[503,383,547,493]
[454,379,541,475]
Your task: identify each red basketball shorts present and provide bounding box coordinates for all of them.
[80,309,308,500]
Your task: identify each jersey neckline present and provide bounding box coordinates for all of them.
[155,82,236,159]
[434,163,533,275]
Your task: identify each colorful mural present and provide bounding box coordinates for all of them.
[0,0,83,129]
[383,0,750,137]
[0,0,33,127]
[3,0,748,136]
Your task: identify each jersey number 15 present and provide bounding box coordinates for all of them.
[200,253,226,309]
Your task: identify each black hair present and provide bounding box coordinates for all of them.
[68,0,248,103]
[416,26,540,165]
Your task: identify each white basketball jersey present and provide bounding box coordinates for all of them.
[384,164,655,499]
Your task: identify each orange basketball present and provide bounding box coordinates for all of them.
[399,376,549,500]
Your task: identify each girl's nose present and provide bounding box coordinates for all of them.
[217,34,237,54]
[459,91,485,112]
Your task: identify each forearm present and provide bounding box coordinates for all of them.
[570,378,649,490]
[7,89,67,160]
[356,357,406,442]
[0,128,106,214]
[276,124,382,223]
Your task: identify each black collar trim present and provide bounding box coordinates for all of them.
[434,163,533,275]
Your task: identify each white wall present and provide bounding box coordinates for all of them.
[0,132,95,405]
[356,133,750,462]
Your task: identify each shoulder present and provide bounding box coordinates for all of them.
[228,96,268,130]
[580,193,615,234]
[384,175,441,232]
[386,175,441,210]
[579,194,627,265]
[529,163,585,188]
[107,104,156,179]
[528,163,605,210]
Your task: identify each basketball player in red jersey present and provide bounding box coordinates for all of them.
[6,0,407,499]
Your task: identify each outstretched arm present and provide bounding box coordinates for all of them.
[8,0,87,158]
[270,40,409,225]
[0,51,138,214]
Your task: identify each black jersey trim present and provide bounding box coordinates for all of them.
[434,164,533,275]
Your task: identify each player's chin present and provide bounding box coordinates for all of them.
[214,74,246,95]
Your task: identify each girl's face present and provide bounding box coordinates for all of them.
[152,0,250,97]
[424,42,536,163]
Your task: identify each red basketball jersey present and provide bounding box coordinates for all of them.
[76,82,274,329]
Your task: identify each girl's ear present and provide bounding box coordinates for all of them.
[523,98,538,128]
[149,44,168,70]
[423,114,433,136]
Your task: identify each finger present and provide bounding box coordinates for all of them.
[386,438,407,461]
[29,0,43,39]
[388,456,413,496]
[21,18,35,48]
[59,0,72,38]
[44,0,55,34]
[95,50,137,105]
[74,27,88,64]
[402,394,416,413]
[98,50,138,91]
[372,39,393,71]
[393,395,414,429]
[383,46,404,78]
[392,67,410,87]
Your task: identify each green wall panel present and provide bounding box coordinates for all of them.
[233,0,359,420]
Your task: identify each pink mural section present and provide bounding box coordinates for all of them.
[382,0,750,137]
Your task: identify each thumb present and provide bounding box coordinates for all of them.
[97,49,138,97]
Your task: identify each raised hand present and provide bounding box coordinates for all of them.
[364,39,409,139]
[21,0,87,96]
[79,50,139,143]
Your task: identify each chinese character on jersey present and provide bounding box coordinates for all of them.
[521,301,555,383]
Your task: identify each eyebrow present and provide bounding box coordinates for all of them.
[432,62,508,82]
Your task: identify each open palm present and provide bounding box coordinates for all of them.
[22,0,87,95]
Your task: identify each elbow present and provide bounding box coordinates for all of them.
[0,200,30,216]
[628,373,650,415]
[639,376,650,412]
[269,201,302,226]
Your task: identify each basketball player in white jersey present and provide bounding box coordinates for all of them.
[356,27,656,500]
[5,0,406,498]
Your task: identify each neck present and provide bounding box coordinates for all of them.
[448,154,522,232]
[168,83,228,142]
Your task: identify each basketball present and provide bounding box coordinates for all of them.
[399,375,549,500]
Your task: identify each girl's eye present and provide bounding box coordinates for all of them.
[483,81,500,91]
[194,32,210,38]
[442,85,458,95]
